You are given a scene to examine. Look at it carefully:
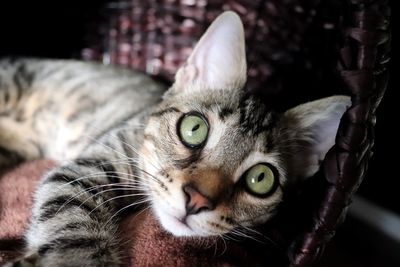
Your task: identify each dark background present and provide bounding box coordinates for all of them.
[0,1,105,59]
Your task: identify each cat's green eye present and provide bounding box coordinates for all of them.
[244,164,277,196]
[178,113,209,148]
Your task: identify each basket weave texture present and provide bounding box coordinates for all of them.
[83,0,337,94]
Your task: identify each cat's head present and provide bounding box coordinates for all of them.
[140,12,350,237]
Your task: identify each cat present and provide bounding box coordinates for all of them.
[0,11,350,266]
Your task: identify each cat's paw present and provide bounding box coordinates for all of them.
[2,248,122,267]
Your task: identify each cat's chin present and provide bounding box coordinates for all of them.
[153,204,199,236]
[159,212,195,237]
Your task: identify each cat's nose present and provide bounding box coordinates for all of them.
[183,184,214,215]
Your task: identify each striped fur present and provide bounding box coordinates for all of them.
[1,12,350,266]
[0,58,165,266]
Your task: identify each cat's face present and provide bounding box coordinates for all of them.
[140,12,350,237]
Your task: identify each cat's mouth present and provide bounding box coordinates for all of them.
[163,213,195,236]
[173,215,192,231]
[153,204,197,236]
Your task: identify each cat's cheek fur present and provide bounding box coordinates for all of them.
[238,191,284,226]
[140,142,194,236]
[149,178,189,234]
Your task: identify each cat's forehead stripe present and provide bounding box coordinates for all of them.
[239,106,277,136]
[218,107,234,121]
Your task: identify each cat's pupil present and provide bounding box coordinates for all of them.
[257,173,265,182]
[192,124,200,131]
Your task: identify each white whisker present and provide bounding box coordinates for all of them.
[102,200,151,229]
[56,182,149,214]
[88,193,150,215]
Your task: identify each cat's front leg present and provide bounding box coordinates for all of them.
[8,159,131,267]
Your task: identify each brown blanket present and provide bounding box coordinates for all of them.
[0,160,274,266]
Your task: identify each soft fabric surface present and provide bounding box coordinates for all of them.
[0,160,56,264]
[0,160,272,266]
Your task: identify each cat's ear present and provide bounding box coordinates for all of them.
[281,96,351,179]
[174,11,247,91]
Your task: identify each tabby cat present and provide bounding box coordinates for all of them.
[0,12,350,266]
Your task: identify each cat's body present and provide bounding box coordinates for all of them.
[1,12,350,266]
[0,58,165,165]
[0,58,167,266]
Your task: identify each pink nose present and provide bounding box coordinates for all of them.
[183,184,214,215]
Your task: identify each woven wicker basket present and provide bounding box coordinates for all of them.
[83,0,345,96]
[83,1,391,266]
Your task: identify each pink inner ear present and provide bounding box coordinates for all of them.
[312,120,340,157]
[284,96,350,179]
[175,11,247,90]
[300,118,342,178]
[181,64,199,84]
